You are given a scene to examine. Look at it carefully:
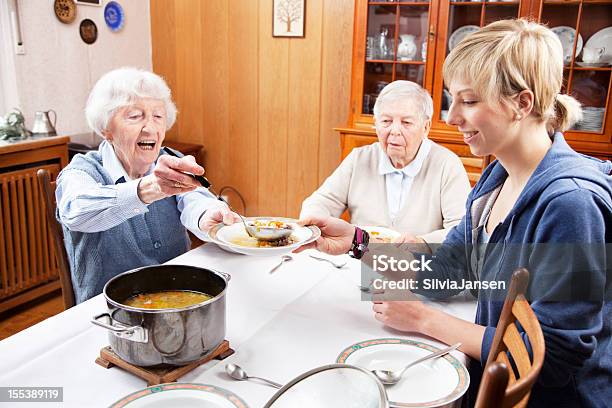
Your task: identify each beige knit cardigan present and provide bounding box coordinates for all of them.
[300,142,471,243]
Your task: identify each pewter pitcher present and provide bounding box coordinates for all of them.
[31,110,57,136]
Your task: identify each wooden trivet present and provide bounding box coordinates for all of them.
[95,340,234,386]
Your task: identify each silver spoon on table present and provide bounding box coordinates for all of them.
[309,254,347,269]
[373,342,462,385]
[269,255,293,274]
[225,363,283,389]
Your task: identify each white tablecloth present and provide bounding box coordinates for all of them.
[0,245,476,407]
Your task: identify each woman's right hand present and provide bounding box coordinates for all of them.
[294,216,355,255]
[137,155,204,204]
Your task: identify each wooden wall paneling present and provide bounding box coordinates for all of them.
[318,0,355,185]
[228,0,260,215]
[286,0,324,217]
[200,1,230,189]
[258,0,289,217]
[150,0,179,140]
[150,1,360,216]
[176,0,205,147]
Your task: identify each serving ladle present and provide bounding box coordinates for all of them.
[373,342,461,385]
[225,363,283,389]
[163,147,291,241]
[243,219,294,242]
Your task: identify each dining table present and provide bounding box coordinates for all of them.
[0,243,477,407]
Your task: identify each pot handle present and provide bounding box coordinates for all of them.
[211,268,231,282]
[91,312,148,343]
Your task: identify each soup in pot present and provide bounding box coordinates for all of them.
[123,290,212,309]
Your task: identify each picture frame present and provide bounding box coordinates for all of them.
[75,0,102,6]
[272,0,305,38]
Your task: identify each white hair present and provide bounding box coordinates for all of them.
[373,80,433,123]
[85,67,177,136]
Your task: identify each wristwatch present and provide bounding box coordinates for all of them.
[349,227,370,259]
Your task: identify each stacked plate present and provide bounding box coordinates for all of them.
[574,107,605,132]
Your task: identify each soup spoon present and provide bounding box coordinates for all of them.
[373,342,461,385]
[309,254,347,269]
[269,255,293,274]
[225,363,283,389]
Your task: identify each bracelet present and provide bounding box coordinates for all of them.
[349,227,369,259]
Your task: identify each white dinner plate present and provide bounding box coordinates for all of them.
[337,338,470,407]
[584,26,612,64]
[360,225,401,243]
[109,383,249,408]
[551,26,583,63]
[448,25,480,51]
[209,217,321,257]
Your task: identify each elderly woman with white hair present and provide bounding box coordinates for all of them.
[56,67,238,303]
[300,80,470,245]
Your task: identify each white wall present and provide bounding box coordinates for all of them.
[0,0,21,115]
[9,0,151,135]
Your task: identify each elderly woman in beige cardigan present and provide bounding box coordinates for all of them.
[300,81,470,245]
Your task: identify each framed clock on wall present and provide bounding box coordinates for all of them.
[54,0,77,24]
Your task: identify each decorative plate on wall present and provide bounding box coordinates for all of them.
[54,0,77,24]
[104,1,125,32]
[79,19,98,44]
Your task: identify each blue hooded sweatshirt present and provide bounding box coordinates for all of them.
[422,133,611,407]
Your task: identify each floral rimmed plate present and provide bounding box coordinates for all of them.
[109,383,249,408]
[209,217,320,257]
[337,338,470,407]
[551,26,583,63]
[448,25,480,51]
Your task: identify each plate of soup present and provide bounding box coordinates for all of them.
[209,217,320,257]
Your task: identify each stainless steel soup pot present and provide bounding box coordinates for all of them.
[92,264,229,366]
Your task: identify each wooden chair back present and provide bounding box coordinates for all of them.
[36,169,75,309]
[475,268,546,408]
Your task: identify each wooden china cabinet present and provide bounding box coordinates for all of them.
[337,0,612,185]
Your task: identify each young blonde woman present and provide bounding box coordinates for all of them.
[297,19,611,407]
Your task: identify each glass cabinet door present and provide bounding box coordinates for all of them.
[437,0,521,123]
[539,1,612,138]
[362,1,432,115]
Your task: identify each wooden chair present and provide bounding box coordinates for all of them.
[474,268,546,408]
[36,169,75,309]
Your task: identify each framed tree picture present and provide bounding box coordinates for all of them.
[273,0,305,38]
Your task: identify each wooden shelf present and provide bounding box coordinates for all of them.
[572,66,612,71]
[449,1,485,5]
[450,1,520,6]
[370,1,430,5]
[544,0,612,4]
